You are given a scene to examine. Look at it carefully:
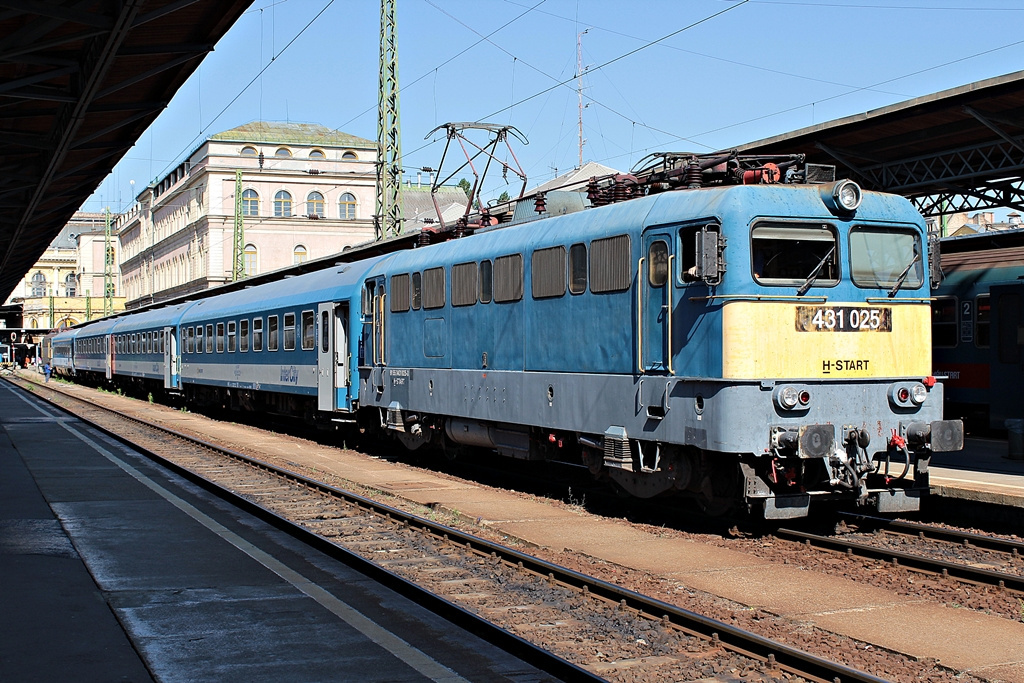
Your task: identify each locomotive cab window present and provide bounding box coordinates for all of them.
[849,226,923,291]
[647,240,669,287]
[752,223,838,287]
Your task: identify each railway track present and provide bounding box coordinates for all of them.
[776,515,1024,593]
[10,375,887,683]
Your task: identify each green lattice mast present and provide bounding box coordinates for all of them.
[376,0,403,240]
[104,207,114,316]
[232,170,245,280]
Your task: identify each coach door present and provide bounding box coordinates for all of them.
[106,334,114,380]
[318,302,350,411]
[639,230,675,374]
[989,284,1024,428]
[163,327,177,389]
[364,277,387,394]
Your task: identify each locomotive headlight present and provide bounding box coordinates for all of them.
[820,179,862,215]
[775,385,802,411]
[889,382,925,409]
[910,383,928,405]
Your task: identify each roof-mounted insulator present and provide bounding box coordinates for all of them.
[686,161,703,189]
[534,192,547,214]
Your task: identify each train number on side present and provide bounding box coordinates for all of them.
[795,306,892,332]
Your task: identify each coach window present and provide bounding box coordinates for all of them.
[240,319,250,352]
[187,327,195,353]
[227,322,237,352]
[284,313,296,350]
[301,311,315,350]
[268,315,280,351]
[931,297,957,348]
[423,267,445,309]
[131,334,137,354]
[216,323,225,353]
[205,324,214,353]
[411,272,422,310]
[532,247,566,299]
[253,318,264,352]
[569,244,587,294]
[752,223,838,287]
[452,263,477,306]
[976,295,991,348]
[390,274,410,312]
[589,235,632,293]
[479,260,493,303]
[196,326,203,353]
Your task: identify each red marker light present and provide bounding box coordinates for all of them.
[898,387,910,402]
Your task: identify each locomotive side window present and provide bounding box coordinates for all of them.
[301,311,315,350]
[268,315,279,351]
[240,319,249,352]
[284,313,296,351]
[452,263,477,306]
[976,295,991,348]
[253,318,264,352]
[590,234,631,293]
[227,322,236,352]
[569,244,587,294]
[479,260,493,303]
[752,223,838,287]
[648,240,669,287]
[931,297,957,348]
[849,227,922,290]
[423,267,446,309]
[411,272,422,310]
[216,323,225,353]
[390,274,410,312]
[494,254,524,302]
[532,246,566,299]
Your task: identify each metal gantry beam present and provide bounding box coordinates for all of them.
[375,0,403,240]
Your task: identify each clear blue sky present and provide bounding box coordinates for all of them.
[81,0,1024,215]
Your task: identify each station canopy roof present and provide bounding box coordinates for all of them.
[0,0,251,303]
[737,70,1024,219]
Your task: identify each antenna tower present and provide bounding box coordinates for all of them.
[577,28,589,169]
[376,0,403,240]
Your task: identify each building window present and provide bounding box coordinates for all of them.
[241,146,258,156]
[274,190,292,217]
[242,189,259,216]
[244,244,258,276]
[275,147,292,158]
[307,191,325,217]
[342,151,358,160]
[64,273,77,297]
[339,192,357,219]
[309,149,325,159]
[293,245,308,264]
[30,272,47,297]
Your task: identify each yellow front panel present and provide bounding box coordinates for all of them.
[721,301,931,379]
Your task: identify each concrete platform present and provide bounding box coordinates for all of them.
[15,373,1024,681]
[931,436,1024,506]
[0,381,546,682]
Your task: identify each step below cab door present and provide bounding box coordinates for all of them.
[318,302,351,411]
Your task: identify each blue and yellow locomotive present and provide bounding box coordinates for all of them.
[52,153,962,518]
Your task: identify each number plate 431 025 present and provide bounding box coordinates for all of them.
[795,306,891,332]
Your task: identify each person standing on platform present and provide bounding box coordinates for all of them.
[43,362,51,382]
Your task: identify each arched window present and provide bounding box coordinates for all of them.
[306,191,324,217]
[338,192,357,220]
[242,189,259,216]
[342,151,358,160]
[30,271,46,297]
[274,190,292,217]
[65,273,77,297]
[275,147,292,158]
[309,149,325,159]
[243,244,258,276]
[293,245,308,264]
[240,146,258,156]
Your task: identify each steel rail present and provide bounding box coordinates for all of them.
[838,512,1024,555]
[16,376,887,683]
[775,527,1024,593]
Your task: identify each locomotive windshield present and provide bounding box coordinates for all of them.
[849,227,923,290]
[751,223,839,287]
